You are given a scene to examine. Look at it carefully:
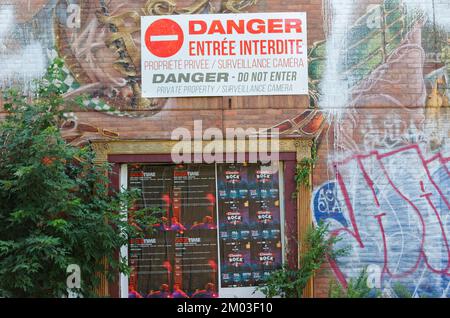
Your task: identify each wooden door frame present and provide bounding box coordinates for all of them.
[91,137,314,298]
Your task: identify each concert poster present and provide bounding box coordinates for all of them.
[218,163,283,288]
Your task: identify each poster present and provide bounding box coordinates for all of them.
[218,163,282,288]
[221,240,252,287]
[128,233,176,297]
[141,12,308,97]
[128,163,283,295]
[128,164,218,298]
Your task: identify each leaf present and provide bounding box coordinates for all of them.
[0,241,17,255]
[9,210,33,223]
[14,166,34,178]
[0,180,13,190]
[48,219,69,231]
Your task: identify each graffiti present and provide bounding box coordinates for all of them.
[313,145,450,297]
[312,0,450,297]
[312,181,347,227]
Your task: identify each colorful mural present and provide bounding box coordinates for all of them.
[0,0,262,143]
[311,0,450,298]
[0,1,259,114]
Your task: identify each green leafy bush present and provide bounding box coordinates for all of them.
[257,222,348,298]
[0,59,158,297]
[392,283,414,298]
[329,268,381,298]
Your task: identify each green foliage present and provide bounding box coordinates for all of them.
[0,60,159,298]
[294,140,318,193]
[329,272,421,298]
[328,268,381,298]
[257,222,348,298]
[392,283,429,298]
[392,283,414,298]
[295,158,316,189]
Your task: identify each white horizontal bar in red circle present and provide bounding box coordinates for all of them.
[150,35,179,42]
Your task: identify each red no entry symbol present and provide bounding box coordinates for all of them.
[145,19,184,58]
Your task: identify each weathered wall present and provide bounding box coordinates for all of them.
[311,0,450,298]
[0,0,449,297]
[0,0,324,142]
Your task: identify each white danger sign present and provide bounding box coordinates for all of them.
[141,12,308,98]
